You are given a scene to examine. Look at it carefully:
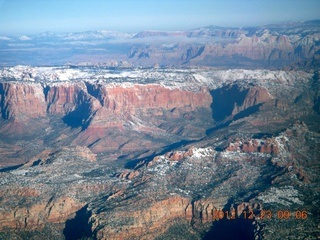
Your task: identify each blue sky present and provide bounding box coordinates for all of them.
[0,0,319,34]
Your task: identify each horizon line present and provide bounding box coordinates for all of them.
[1,19,319,37]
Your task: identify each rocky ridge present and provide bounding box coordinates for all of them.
[0,66,319,239]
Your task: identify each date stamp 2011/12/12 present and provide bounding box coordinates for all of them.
[212,209,308,220]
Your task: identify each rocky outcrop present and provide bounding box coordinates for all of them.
[91,196,192,240]
[117,169,140,180]
[85,121,320,239]
[226,138,279,154]
[0,191,84,231]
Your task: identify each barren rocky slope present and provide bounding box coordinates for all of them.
[0,66,319,239]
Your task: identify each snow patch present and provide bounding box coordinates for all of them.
[191,147,214,159]
[258,186,304,206]
[274,135,290,156]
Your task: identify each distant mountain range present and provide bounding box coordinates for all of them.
[0,20,319,68]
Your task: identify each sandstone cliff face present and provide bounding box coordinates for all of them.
[0,81,213,146]
[232,85,273,115]
[85,83,211,114]
[91,196,192,240]
[0,82,46,120]
[45,83,90,115]
[0,196,84,231]
[0,82,211,122]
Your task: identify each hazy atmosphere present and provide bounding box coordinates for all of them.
[0,0,319,34]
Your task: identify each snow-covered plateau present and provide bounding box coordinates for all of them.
[0,66,312,93]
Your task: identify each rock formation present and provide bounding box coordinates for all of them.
[226,137,279,154]
[0,67,319,239]
[0,80,213,157]
[0,82,47,120]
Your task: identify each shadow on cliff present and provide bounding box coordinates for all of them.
[124,139,196,169]
[206,85,262,136]
[0,163,24,172]
[203,198,256,240]
[63,205,93,240]
[209,84,249,122]
[62,102,92,130]
[202,218,255,240]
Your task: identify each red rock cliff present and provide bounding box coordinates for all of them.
[0,82,47,120]
[0,82,212,120]
[45,82,91,115]
[85,83,212,114]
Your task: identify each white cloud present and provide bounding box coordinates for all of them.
[19,35,31,41]
[0,36,11,41]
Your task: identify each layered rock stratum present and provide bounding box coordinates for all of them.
[0,65,319,239]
